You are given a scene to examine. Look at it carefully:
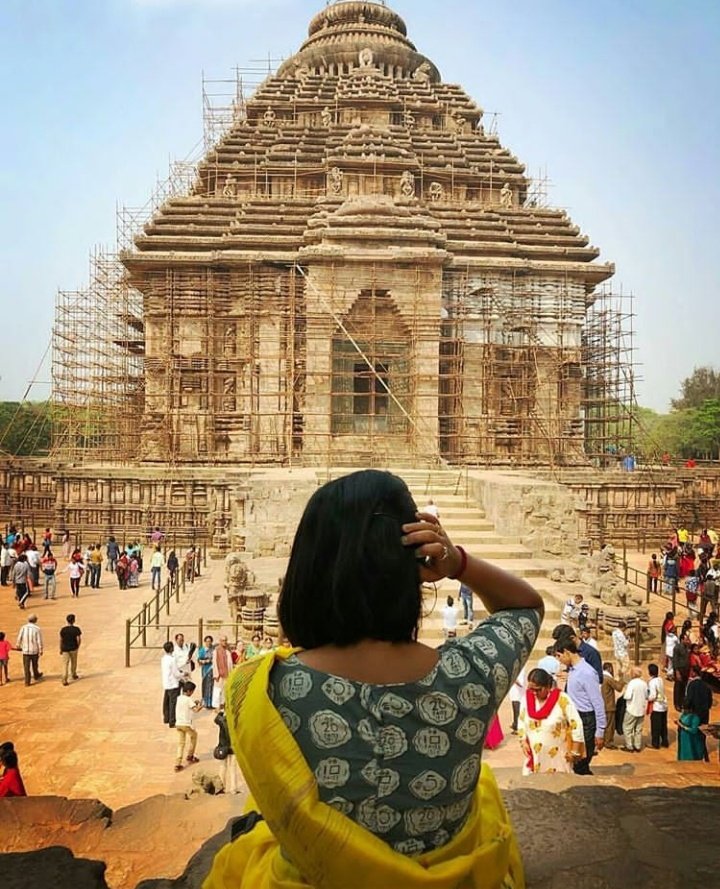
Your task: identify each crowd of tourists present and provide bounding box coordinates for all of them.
[159,631,278,790]
[650,526,720,619]
[0,525,198,609]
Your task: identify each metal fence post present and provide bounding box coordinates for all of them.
[155,590,160,629]
[125,619,131,668]
[198,617,204,647]
[634,617,641,665]
[142,603,147,647]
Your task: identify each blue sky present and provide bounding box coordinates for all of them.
[1,0,718,410]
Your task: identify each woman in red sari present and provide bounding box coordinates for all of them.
[0,746,26,797]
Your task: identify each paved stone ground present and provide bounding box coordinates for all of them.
[0,556,239,808]
[2,546,717,809]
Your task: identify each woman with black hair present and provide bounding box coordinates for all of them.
[205,470,544,889]
[517,668,585,774]
[0,745,26,797]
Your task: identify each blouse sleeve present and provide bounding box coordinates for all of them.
[441,607,542,708]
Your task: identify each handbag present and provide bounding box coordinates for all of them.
[213,745,230,761]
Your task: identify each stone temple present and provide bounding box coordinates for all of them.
[124,0,615,468]
[12,0,700,551]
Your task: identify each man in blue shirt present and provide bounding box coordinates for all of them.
[553,624,603,683]
[555,638,606,775]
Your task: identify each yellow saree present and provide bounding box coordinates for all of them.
[203,648,524,889]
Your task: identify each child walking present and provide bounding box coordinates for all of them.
[0,632,11,684]
[174,681,202,772]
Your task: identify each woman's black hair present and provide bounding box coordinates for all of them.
[527,668,553,688]
[0,748,18,769]
[278,470,421,648]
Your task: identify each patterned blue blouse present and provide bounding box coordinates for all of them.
[268,607,542,854]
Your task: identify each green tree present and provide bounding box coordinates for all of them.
[683,399,720,459]
[0,402,52,456]
[671,366,720,410]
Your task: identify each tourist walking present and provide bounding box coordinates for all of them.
[41,549,58,599]
[0,632,11,684]
[116,552,129,589]
[441,595,459,638]
[663,549,679,595]
[198,635,215,709]
[12,554,31,609]
[621,667,648,752]
[16,614,43,686]
[89,544,103,588]
[0,746,27,797]
[647,663,669,749]
[82,544,92,586]
[676,704,706,761]
[672,634,691,711]
[65,559,84,598]
[700,562,719,621]
[150,546,164,592]
[212,635,234,708]
[509,667,526,734]
[61,529,71,560]
[25,545,41,589]
[174,681,202,771]
[42,528,53,553]
[601,663,625,748]
[458,581,474,627]
[1,542,13,586]
[213,707,242,794]
[518,668,585,774]
[612,621,631,680]
[647,554,660,594]
[59,614,82,686]
[127,553,140,588]
[106,537,120,574]
[167,550,179,587]
[161,641,183,728]
[555,638,606,775]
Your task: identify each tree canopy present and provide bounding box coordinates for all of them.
[671,366,720,410]
[0,402,52,456]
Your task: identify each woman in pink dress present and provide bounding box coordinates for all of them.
[484,714,505,750]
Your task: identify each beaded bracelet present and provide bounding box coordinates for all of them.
[448,545,468,580]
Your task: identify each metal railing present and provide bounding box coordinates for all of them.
[124,545,207,666]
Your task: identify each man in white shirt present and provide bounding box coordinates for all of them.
[161,641,183,728]
[647,663,669,749]
[423,499,440,519]
[580,626,599,650]
[441,595,459,638]
[174,680,202,771]
[561,594,583,628]
[509,667,526,734]
[17,614,44,686]
[173,633,194,679]
[612,622,630,680]
[622,667,648,752]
